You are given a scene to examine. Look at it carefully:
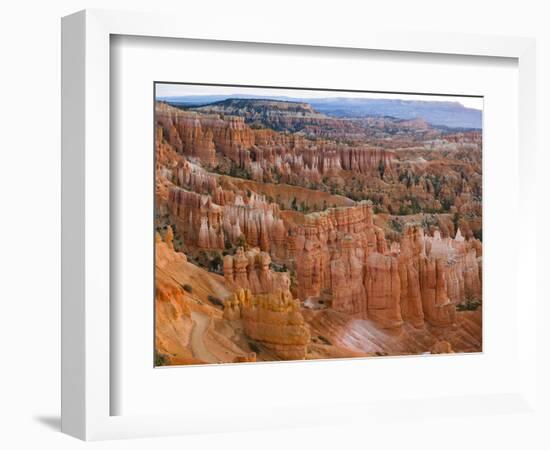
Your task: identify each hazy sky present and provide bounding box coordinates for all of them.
[155,83,483,110]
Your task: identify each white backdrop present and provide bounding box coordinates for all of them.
[0,1,548,449]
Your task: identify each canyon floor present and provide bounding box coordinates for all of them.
[154,96,483,366]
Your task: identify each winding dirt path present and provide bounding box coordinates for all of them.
[190,311,218,363]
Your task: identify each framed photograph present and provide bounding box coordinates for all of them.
[62,9,537,440]
[153,82,483,367]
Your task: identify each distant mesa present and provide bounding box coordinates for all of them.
[196,98,319,115]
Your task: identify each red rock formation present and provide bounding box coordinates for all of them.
[425,229,482,305]
[168,188,225,249]
[155,99,483,362]
[418,257,456,326]
[156,104,217,166]
[166,175,285,252]
[223,247,291,295]
[430,341,454,354]
[396,228,425,327]
[157,101,482,239]
[365,252,403,328]
[396,226,458,327]
[289,202,402,328]
[223,288,311,360]
[157,102,255,165]
[291,213,479,329]
[157,102,397,187]
[289,202,384,302]
[164,163,480,333]
[329,236,368,317]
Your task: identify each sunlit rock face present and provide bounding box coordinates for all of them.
[365,252,403,328]
[166,182,284,253]
[289,202,384,303]
[223,247,291,295]
[223,288,311,360]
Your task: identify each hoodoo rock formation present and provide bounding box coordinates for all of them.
[289,202,385,303]
[154,95,483,365]
[156,102,397,187]
[285,204,479,329]
[365,252,403,328]
[223,247,291,295]
[223,288,311,360]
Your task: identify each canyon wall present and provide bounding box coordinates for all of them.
[156,102,396,185]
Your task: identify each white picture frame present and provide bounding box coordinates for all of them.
[61,9,538,441]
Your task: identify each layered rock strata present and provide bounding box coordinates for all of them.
[288,203,480,329]
[223,247,291,295]
[223,288,311,359]
[167,185,285,253]
[155,98,483,362]
[156,102,396,184]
